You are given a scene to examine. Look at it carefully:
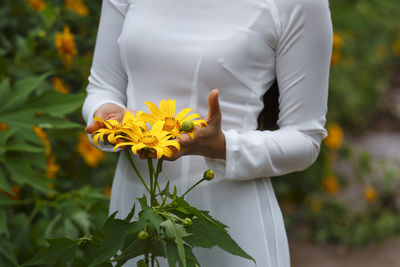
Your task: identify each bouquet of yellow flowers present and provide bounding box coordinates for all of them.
[24,99,254,267]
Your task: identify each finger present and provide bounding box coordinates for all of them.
[177,132,194,146]
[85,120,105,134]
[205,88,221,123]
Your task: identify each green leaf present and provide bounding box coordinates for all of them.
[163,240,178,267]
[137,195,148,210]
[174,198,227,231]
[160,181,172,198]
[4,141,44,153]
[0,239,18,266]
[22,238,77,266]
[0,130,15,156]
[160,219,192,239]
[170,219,186,267]
[114,238,147,266]
[0,78,11,103]
[0,111,83,129]
[162,241,198,267]
[71,211,91,234]
[123,203,136,223]
[27,91,85,117]
[0,208,9,237]
[0,73,50,113]
[184,217,254,262]
[6,158,53,193]
[0,168,12,194]
[88,215,134,267]
[140,208,164,235]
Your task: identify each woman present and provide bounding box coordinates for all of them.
[83,0,333,266]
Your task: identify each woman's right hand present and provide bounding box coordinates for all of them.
[85,103,126,134]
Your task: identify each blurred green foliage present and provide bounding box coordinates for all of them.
[0,0,400,265]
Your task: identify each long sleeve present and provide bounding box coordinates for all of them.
[221,0,332,180]
[82,0,129,127]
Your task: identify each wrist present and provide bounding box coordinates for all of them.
[202,131,226,160]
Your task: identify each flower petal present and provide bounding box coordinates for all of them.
[175,108,193,121]
[145,101,162,118]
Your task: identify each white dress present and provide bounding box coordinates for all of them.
[82,0,332,266]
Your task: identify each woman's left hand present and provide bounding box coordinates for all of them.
[141,89,226,160]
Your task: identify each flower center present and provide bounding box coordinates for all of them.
[163,117,177,131]
[142,135,158,147]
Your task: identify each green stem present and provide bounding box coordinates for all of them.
[154,159,163,194]
[124,148,151,194]
[181,178,205,198]
[157,211,184,222]
[147,157,158,206]
[147,157,154,194]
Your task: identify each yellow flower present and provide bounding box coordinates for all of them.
[322,174,340,196]
[33,126,51,156]
[144,99,206,139]
[0,122,9,131]
[54,26,77,69]
[76,133,105,167]
[92,110,146,146]
[46,155,60,179]
[104,185,112,198]
[364,185,378,203]
[65,0,89,17]
[114,121,180,159]
[324,123,344,150]
[27,0,45,11]
[333,32,344,50]
[52,77,70,94]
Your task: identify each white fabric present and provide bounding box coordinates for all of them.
[82,0,332,266]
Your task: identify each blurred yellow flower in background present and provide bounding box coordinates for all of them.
[46,155,60,179]
[104,185,112,198]
[0,122,9,131]
[54,26,77,69]
[331,32,344,66]
[364,185,378,203]
[322,174,340,196]
[52,77,70,94]
[333,32,344,49]
[33,126,51,156]
[76,133,105,167]
[324,123,344,150]
[65,0,89,17]
[27,0,45,11]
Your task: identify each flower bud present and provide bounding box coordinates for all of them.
[76,234,93,249]
[179,121,195,132]
[138,230,149,240]
[183,217,192,228]
[203,169,215,181]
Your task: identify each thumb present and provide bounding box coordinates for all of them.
[205,89,221,123]
[85,120,104,134]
